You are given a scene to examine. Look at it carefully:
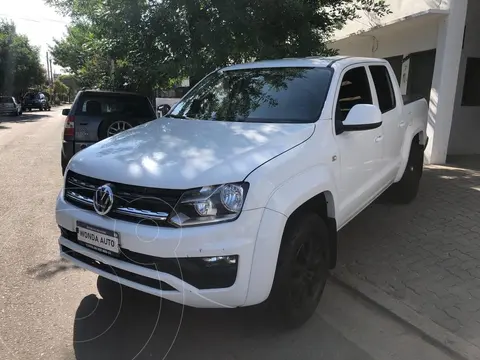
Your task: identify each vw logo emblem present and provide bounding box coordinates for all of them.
[93,184,114,216]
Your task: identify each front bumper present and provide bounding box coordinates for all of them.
[56,193,287,308]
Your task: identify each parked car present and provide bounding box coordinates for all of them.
[0,96,22,116]
[22,92,51,111]
[60,90,157,174]
[56,57,428,328]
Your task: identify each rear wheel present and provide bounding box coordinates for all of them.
[387,140,424,204]
[268,212,329,329]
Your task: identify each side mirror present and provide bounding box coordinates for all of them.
[62,108,70,116]
[342,104,382,132]
[157,104,171,117]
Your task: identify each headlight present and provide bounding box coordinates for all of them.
[168,183,249,227]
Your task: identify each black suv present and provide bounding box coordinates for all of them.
[22,92,51,111]
[61,90,157,174]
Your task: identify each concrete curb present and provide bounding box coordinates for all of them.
[333,267,480,360]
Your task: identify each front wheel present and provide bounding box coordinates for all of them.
[267,212,329,329]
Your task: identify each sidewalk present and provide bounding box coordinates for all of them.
[334,156,480,359]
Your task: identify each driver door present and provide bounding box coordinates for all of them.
[335,65,385,228]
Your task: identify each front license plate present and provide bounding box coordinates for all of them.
[76,221,120,256]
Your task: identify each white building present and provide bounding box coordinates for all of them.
[329,0,478,164]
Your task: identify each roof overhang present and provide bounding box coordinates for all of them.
[331,9,449,44]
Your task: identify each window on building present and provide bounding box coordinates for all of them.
[384,56,403,84]
[369,65,396,113]
[461,57,480,106]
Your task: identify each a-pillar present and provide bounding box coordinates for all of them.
[425,0,468,164]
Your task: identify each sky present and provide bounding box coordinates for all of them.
[0,0,70,73]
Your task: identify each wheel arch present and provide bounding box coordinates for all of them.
[395,129,426,182]
[283,191,337,269]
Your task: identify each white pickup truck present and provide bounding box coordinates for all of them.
[56,56,428,328]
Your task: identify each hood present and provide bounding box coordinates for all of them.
[69,118,315,189]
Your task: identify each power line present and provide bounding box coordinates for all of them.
[0,13,69,25]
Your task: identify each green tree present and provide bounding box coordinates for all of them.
[47,0,390,92]
[58,74,80,99]
[0,20,46,97]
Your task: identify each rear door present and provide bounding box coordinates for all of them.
[368,64,404,180]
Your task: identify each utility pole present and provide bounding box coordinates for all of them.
[50,59,54,83]
[46,52,50,84]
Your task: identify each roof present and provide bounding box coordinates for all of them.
[222,56,387,71]
[81,89,145,96]
[332,9,449,43]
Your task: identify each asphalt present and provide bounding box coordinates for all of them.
[0,108,455,360]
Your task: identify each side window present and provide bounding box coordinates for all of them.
[336,67,373,122]
[369,65,396,113]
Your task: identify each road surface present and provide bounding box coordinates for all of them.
[0,108,455,360]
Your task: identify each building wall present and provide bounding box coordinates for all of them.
[448,0,480,155]
[334,0,450,40]
[331,20,440,59]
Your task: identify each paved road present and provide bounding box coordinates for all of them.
[0,109,455,360]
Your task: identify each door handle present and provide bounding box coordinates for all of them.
[375,135,383,143]
[399,121,406,127]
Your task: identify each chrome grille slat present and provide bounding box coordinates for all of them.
[65,191,94,205]
[115,207,168,221]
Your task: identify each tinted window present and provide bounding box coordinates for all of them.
[336,67,373,122]
[75,94,155,118]
[168,67,333,123]
[370,65,396,113]
[0,97,13,103]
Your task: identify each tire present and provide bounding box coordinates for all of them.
[267,212,329,329]
[98,119,137,140]
[387,141,424,204]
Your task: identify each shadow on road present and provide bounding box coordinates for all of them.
[71,277,367,360]
[0,111,53,125]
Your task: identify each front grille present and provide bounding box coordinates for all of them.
[61,227,238,289]
[61,245,177,291]
[65,171,184,226]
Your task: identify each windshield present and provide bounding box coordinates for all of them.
[167,67,333,123]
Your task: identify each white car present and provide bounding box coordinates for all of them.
[0,96,22,116]
[56,56,428,328]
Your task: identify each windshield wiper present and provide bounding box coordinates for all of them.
[165,114,189,119]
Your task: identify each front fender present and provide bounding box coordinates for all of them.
[265,164,337,218]
[244,165,337,306]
